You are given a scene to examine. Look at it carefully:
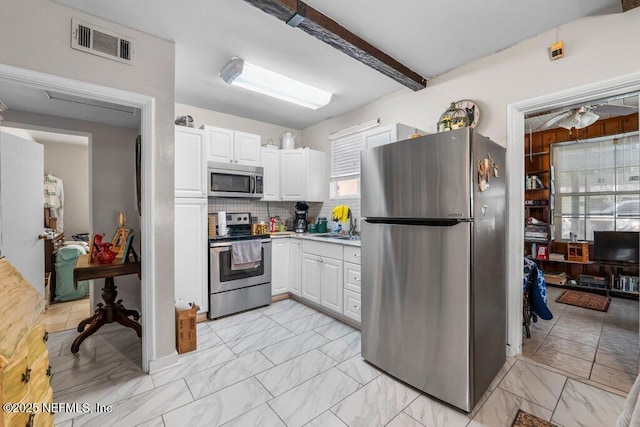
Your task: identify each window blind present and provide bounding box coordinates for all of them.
[331,133,364,179]
[553,132,640,240]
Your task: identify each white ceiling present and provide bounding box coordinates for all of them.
[52,0,622,129]
[0,79,141,128]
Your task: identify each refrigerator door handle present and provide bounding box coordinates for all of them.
[363,218,471,226]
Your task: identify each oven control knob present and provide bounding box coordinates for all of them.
[237,216,241,221]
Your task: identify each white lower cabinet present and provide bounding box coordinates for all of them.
[343,289,362,322]
[271,239,290,295]
[343,262,361,293]
[301,253,322,304]
[284,238,361,324]
[320,257,343,312]
[289,239,301,295]
[174,198,208,314]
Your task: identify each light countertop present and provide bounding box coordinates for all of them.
[270,232,361,247]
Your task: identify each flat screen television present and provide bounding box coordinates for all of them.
[593,231,639,264]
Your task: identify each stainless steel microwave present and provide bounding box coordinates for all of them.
[207,162,264,199]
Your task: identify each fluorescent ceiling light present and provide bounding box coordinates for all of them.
[220,58,332,110]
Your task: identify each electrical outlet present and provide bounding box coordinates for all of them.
[549,40,564,60]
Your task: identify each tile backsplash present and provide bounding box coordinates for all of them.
[207,197,361,231]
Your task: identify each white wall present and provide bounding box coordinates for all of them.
[0,0,176,364]
[176,103,303,148]
[302,9,640,150]
[40,139,89,238]
[3,110,142,312]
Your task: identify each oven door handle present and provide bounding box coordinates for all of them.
[211,239,271,248]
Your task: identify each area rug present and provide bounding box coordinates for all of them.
[556,289,610,312]
[511,409,557,426]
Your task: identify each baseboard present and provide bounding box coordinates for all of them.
[289,294,361,330]
[272,293,290,302]
[148,351,179,374]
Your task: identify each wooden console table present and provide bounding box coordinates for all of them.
[71,254,141,354]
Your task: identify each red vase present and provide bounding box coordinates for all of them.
[97,242,116,264]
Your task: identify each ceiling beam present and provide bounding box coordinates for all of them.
[622,0,640,11]
[243,0,427,91]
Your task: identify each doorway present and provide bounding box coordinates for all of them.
[0,63,155,372]
[506,72,640,371]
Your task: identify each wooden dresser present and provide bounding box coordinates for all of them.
[0,258,53,427]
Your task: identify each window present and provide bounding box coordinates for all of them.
[330,132,364,199]
[553,132,640,241]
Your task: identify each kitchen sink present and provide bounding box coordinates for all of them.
[313,234,360,241]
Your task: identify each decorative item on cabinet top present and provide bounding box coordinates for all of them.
[281,131,296,149]
[175,115,194,127]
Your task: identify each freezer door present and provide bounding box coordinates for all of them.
[361,129,471,219]
[361,220,473,411]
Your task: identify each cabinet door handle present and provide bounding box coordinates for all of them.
[26,413,35,427]
[354,254,361,258]
[22,367,32,383]
[43,331,49,342]
[355,277,360,281]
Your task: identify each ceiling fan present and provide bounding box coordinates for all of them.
[537,103,638,131]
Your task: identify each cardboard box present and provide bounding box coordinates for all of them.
[175,303,197,354]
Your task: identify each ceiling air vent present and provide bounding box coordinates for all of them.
[71,19,135,65]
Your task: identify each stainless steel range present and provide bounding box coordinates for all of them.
[208,213,271,319]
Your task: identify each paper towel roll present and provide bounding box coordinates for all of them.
[217,211,227,236]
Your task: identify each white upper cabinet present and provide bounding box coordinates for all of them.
[280,148,324,202]
[234,131,261,166]
[175,126,207,198]
[261,146,281,201]
[364,123,420,149]
[203,126,261,166]
[205,126,234,164]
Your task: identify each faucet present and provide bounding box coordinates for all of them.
[348,213,358,237]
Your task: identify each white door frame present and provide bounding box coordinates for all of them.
[0,63,156,372]
[505,72,640,357]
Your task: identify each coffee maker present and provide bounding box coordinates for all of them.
[294,201,309,233]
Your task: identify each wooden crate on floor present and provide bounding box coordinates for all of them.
[175,304,197,354]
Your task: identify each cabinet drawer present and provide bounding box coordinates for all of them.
[302,240,343,260]
[2,342,29,403]
[344,262,361,294]
[343,289,362,323]
[343,246,361,265]
[26,321,47,365]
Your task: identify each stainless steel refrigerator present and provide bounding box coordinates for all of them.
[361,128,506,412]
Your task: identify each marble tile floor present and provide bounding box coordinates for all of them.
[523,286,639,394]
[45,297,91,333]
[49,298,631,427]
